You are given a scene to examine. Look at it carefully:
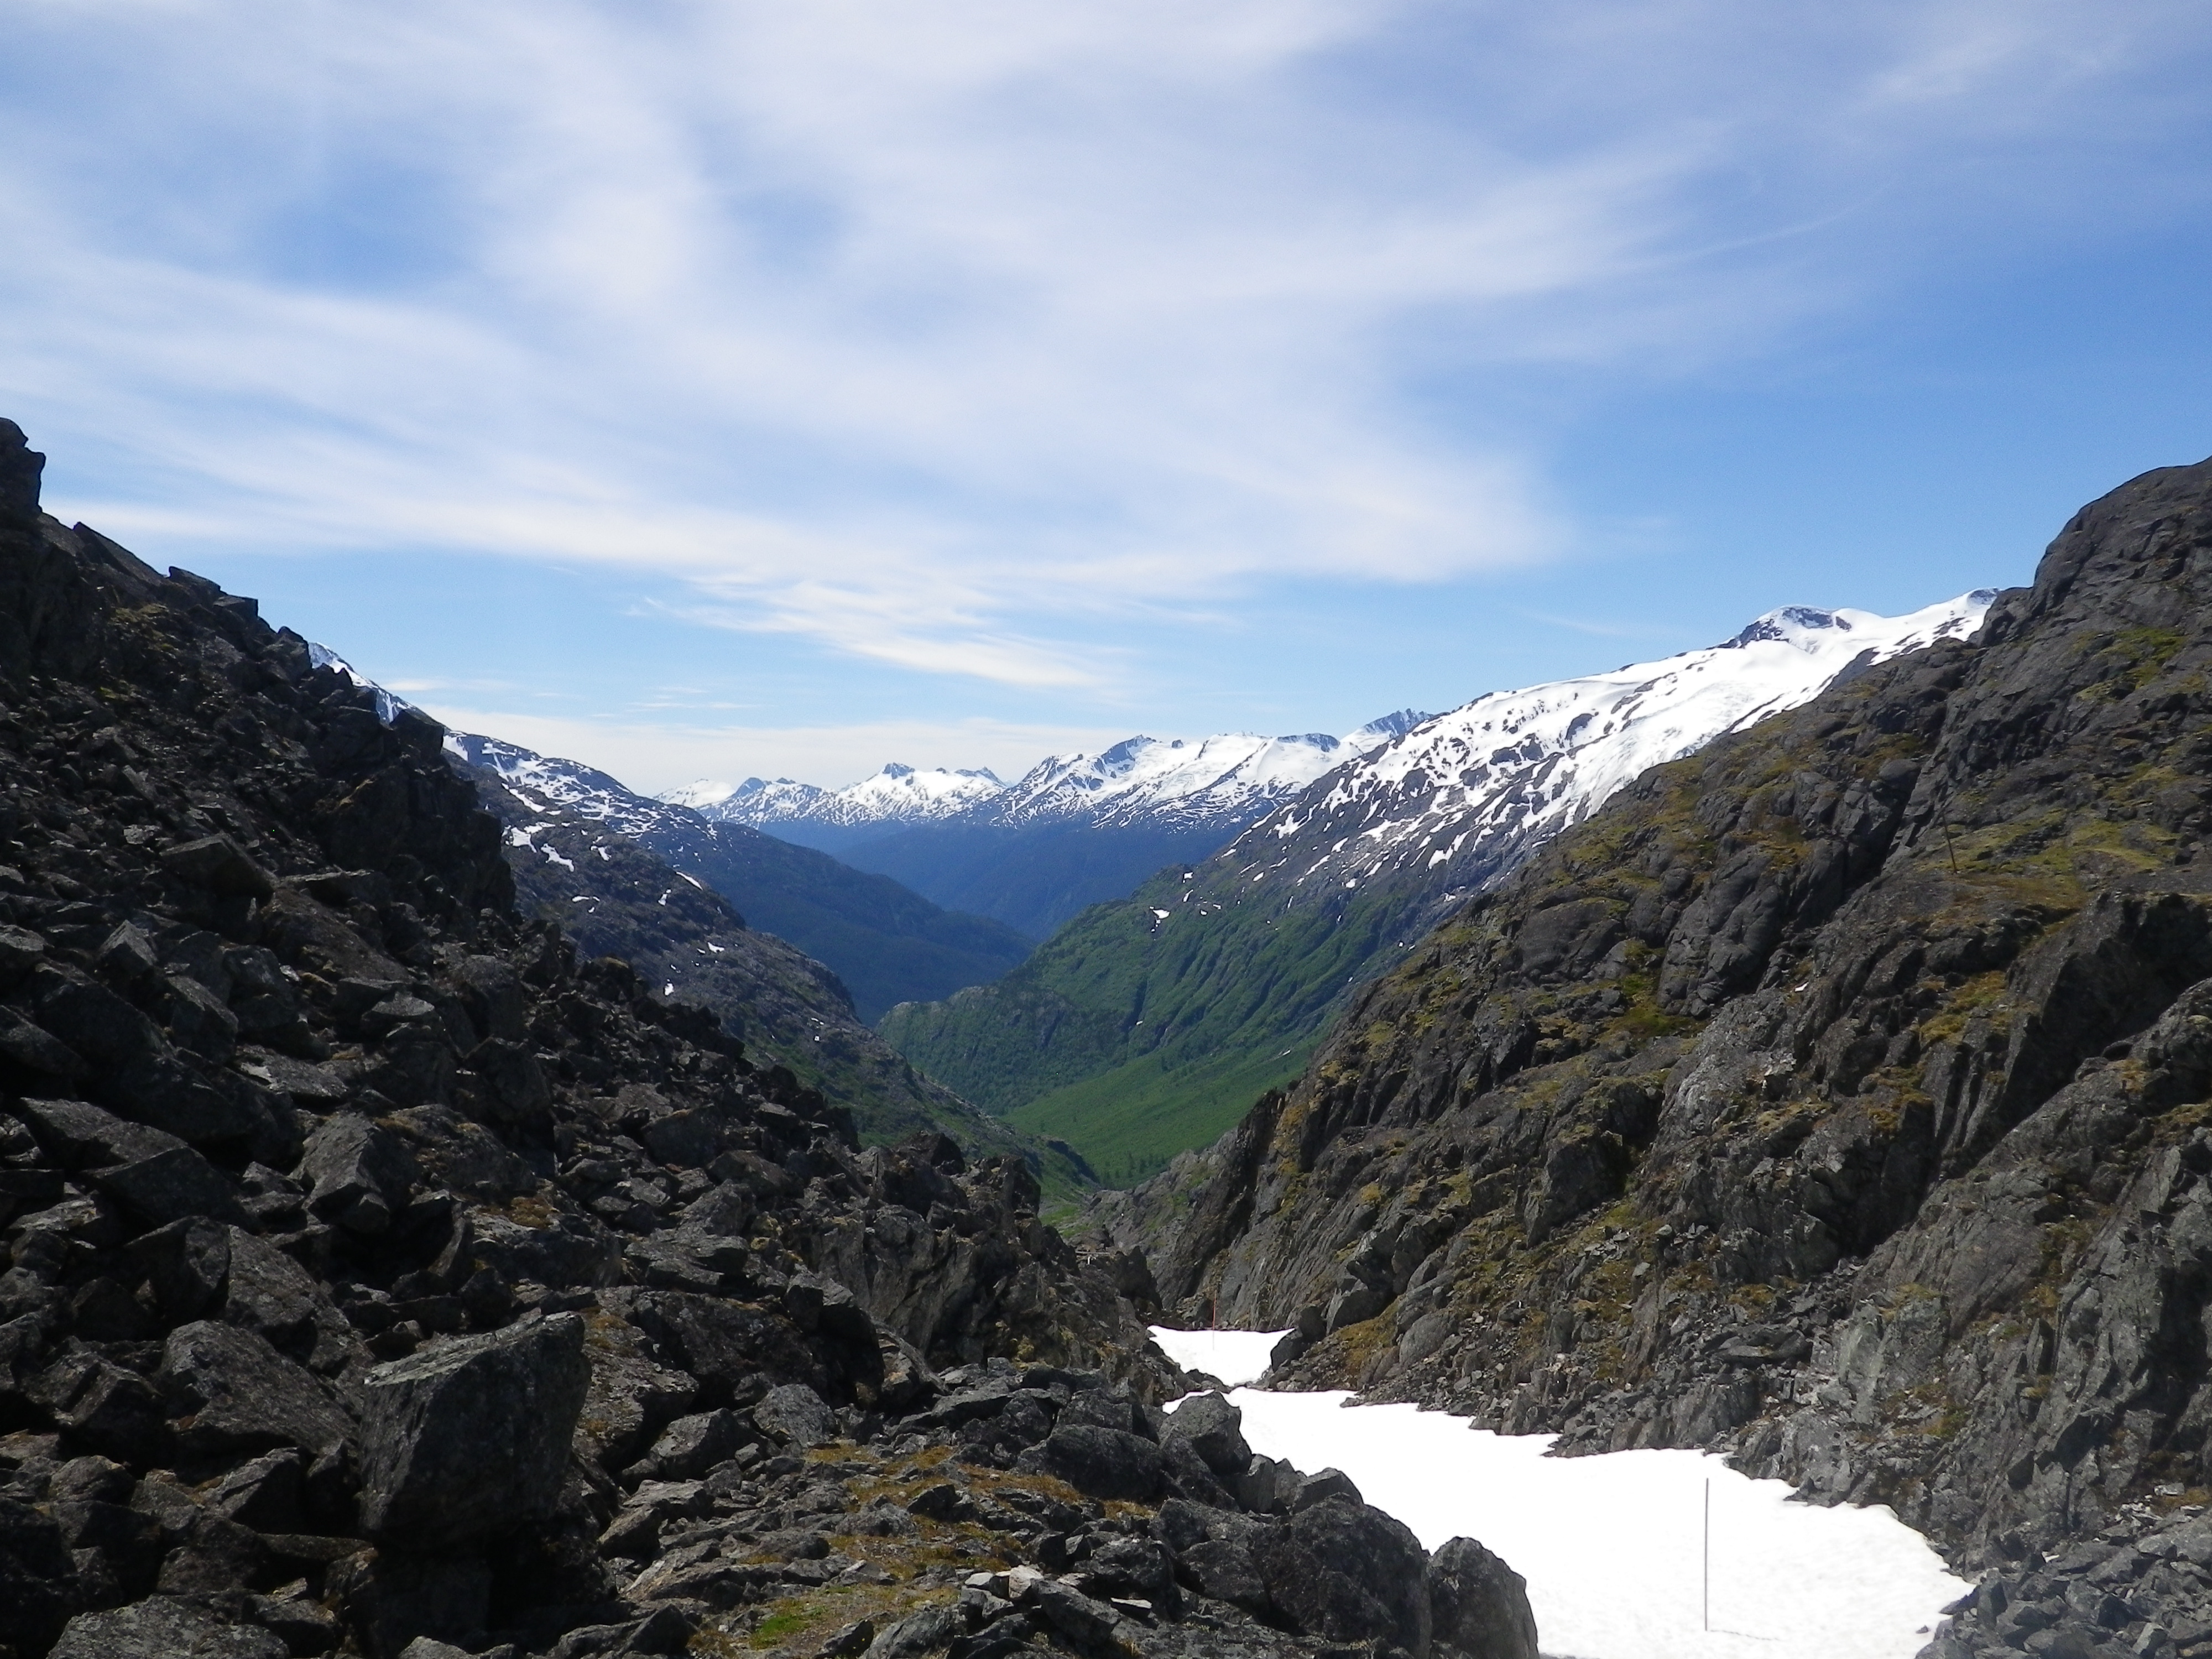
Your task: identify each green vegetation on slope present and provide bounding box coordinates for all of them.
[877,852,1433,1179]
[1006,1041,1314,1188]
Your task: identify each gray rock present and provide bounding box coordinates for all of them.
[1253,1496,1432,1654]
[126,1214,231,1322]
[300,1110,419,1234]
[1164,1390,1251,1477]
[0,1005,85,1077]
[1019,1578,1120,1648]
[50,1595,288,1659]
[0,921,47,986]
[1428,1535,1539,1659]
[1020,1423,1165,1500]
[221,1224,357,1370]
[161,832,278,899]
[1291,1467,1363,1510]
[754,1380,837,1447]
[159,1319,352,1459]
[31,1347,168,1464]
[864,1602,962,1658]
[0,1494,80,1653]
[641,1407,745,1479]
[357,1312,589,1546]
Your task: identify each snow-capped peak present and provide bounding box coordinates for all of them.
[690,714,1430,843]
[660,779,740,810]
[1237,588,1997,901]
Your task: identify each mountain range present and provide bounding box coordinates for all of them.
[879,590,1995,1185]
[447,734,1032,1022]
[672,715,1427,940]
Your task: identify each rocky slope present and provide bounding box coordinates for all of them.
[450,735,1034,1021]
[696,718,1426,943]
[880,596,1989,1186]
[0,418,1535,1659]
[1091,455,2212,1657]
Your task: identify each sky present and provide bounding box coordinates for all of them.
[5,1,2212,794]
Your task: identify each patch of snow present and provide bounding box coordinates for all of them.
[1149,1326,1286,1386]
[1206,1386,1966,1659]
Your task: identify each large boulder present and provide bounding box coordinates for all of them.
[357,1313,589,1546]
[1253,1495,1433,1655]
[1428,1535,1540,1659]
[12,1095,247,1227]
[159,1320,352,1461]
[49,1595,288,1659]
[0,1495,80,1653]
[1019,1423,1165,1501]
[1163,1390,1250,1477]
[299,1111,418,1235]
[753,1381,837,1448]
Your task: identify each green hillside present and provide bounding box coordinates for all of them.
[876,849,1437,1179]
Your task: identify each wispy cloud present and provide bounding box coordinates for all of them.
[4,0,2208,691]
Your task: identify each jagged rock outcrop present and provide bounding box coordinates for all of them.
[1093,453,2212,1657]
[0,418,1533,1659]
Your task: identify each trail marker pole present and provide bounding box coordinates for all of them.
[1703,1478,1710,1633]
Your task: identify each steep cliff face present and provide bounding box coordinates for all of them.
[1098,457,2212,1640]
[0,419,1533,1659]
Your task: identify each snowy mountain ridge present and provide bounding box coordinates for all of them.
[673,710,1430,844]
[1238,590,1998,904]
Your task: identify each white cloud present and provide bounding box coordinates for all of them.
[4,0,2209,691]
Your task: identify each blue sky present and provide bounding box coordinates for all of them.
[5,1,2211,792]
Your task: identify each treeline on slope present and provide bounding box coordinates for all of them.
[455,759,1097,1197]
[1087,452,2212,1659]
[0,418,1541,1659]
[451,734,1034,1024]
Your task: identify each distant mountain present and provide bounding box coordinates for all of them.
[878,591,1997,1185]
[667,763,1006,849]
[447,734,1034,1021]
[461,762,1074,1179]
[676,712,1428,940]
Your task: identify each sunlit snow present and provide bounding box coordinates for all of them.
[1239,590,1996,898]
[1151,1326,1285,1384]
[1150,1328,1965,1659]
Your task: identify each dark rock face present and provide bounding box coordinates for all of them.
[1427,1536,1538,1659]
[357,1312,589,1545]
[0,420,1534,1659]
[1097,454,2212,1651]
